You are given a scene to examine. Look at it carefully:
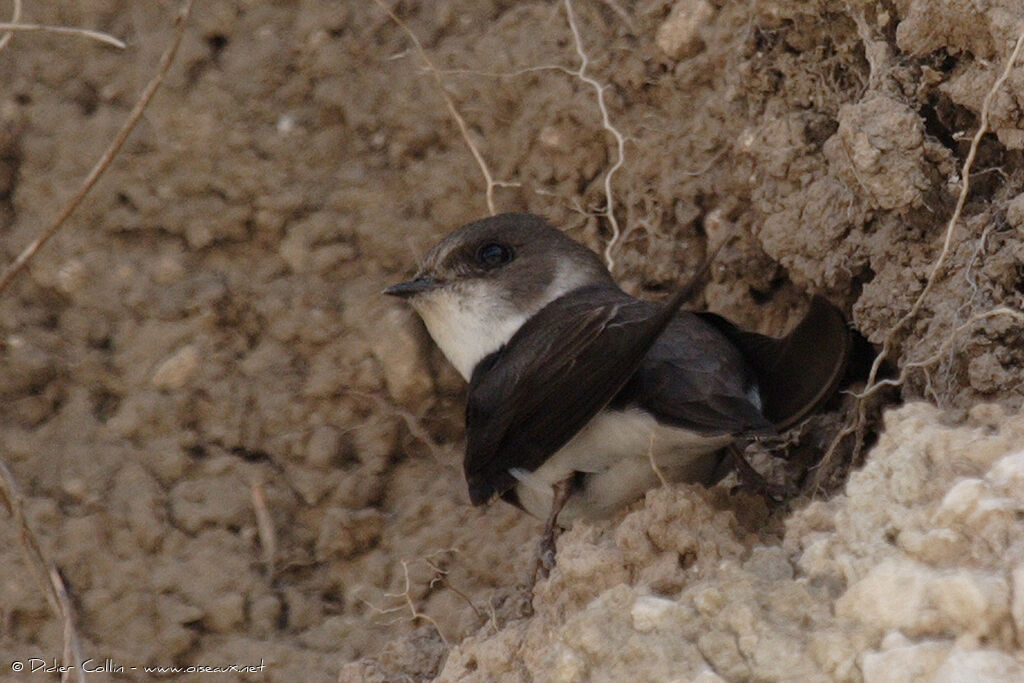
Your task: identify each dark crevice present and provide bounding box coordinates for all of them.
[206,33,228,60]
[185,33,230,87]
[321,589,345,614]
[276,591,290,630]
[73,81,100,116]
[91,388,122,422]
[920,99,958,151]
[229,445,274,464]
[115,192,138,211]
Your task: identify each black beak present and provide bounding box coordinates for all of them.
[383,277,438,299]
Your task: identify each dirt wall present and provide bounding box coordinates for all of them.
[1,1,1023,681]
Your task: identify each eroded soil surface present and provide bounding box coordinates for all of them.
[1,1,1023,681]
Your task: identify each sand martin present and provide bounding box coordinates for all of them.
[385,213,850,532]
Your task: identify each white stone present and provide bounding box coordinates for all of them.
[152,344,199,390]
[631,595,677,633]
[837,559,1009,639]
[934,478,988,524]
[987,450,1024,492]
[932,649,1024,683]
[655,0,714,60]
[861,637,951,683]
[1012,565,1024,648]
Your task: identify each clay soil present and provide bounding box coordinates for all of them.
[1,1,1023,681]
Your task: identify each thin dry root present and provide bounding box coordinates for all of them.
[0,0,196,296]
[362,551,464,647]
[856,307,1024,399]
[0,460,86,683]
[0,0,21,51]
[563,0,627,274]
[250,481,277,577]
[0,5,195,681]
[0,21,126,49]
[404,1,629,269]
[347,389,452,465]
[860,29,1024,398]
[372,0,516,216]
[647,432,668,488]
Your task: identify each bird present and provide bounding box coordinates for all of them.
[385,212,850,569]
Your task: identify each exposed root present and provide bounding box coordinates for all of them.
[0,20,126,49]
[563,0,626,274]
[429,1,628,271]
[0,0,20,51]
[362,550,466,647]
[860,29,1024,401]
[847,5,891,92]
[250,481,277,578]
[647,432,669,488]
[856,307,1024,399]
[422,555,498,633]
[0,0,124,49]
[348,389,452,465]
[0,4,195,679]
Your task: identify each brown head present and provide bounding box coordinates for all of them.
[385,213,614,379]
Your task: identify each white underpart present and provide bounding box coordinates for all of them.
[513,408,733,527]
[412,263,594,380]
[413,285,528,381]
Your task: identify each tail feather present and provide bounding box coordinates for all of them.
[696,296,852,431]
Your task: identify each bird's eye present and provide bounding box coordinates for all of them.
[476,242,513,267]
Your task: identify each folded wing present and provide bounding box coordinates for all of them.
[620,310,773,436]
[465,285,688,505]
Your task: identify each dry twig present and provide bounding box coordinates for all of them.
[0,460,85,683]
[0,3,195,680]
[0,0,195,296]
[372,0,515,216]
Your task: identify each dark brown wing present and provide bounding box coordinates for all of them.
[616,311,773,435]
[465,285,689,505]
[695,295,851,431]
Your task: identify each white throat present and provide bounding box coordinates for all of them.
[412,265,595,381]
[414,289,527,380]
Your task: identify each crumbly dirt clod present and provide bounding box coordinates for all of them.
[1,1,1023,681]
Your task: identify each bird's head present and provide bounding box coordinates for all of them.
[385,212,613,379]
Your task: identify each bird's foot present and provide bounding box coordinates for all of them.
[730,445,792,503]
[529,476,573,589]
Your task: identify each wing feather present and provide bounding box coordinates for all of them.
[465,286,683,504]
[620,311,771,435]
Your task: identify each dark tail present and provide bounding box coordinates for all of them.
[697,296,852,431]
